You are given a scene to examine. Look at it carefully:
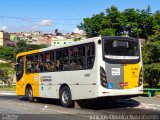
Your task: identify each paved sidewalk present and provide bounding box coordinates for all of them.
[132,96,160,111]
[0,91,16,95]
[133,96,160,105]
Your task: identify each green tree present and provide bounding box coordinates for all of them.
[99,28,116,36]
[0,40,47,62]
[0,47,14,61]
[0,63,15,86]
[78,6,158,39]
[143,26,160,87]
[16,40,47,54]
[78,12,105,37]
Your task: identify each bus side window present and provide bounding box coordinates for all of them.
[55,50,63,71]
[43,52,55,72]
[69,46,85,70]
[56,59,60,70]
[61,49,69,70]
[35,54,40,72]
[87,44,94,56]
[44,53,51,71]
[26,55,35,73]
[16,56,24,81]
[86,44,95,69]
[87,57,94,68]
[39,54,44,72]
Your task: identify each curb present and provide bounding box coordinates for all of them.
[155,95,160,98]
[0,91,16,95]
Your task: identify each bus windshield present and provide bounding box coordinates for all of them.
[104,39,139,59]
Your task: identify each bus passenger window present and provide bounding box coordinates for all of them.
[56,50,69,71]
[87,57,95,69]
[87,44,94,56]
[39,62,44,72]
[16,56,24,81]
[50,61,55,71]
[78,58,85,69]
[86,44,95,69]
[56,60,60,70]
[45,53,50,62]
[35,62,43,72]
[44,52,55,72]
[40,54,44,72]
[43,62,53,71]
[68,45,86,70]
[26,56,35,73]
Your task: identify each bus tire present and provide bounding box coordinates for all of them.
[60,86,73,107]
[25,86,34,102]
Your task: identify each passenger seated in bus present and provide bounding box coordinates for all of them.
[44,62,55,71]
[56,60,60,70]
[62,61,69,70]
[75,60,83,70]
[44,63,50,71]
[26,60,33,73]
[38,63,43,72]
[31,62,35,72]
[26,64,31,73]
[35,63,40,72]
[35,62,44,72]
[69,60,76,70]
[50,62,55,71]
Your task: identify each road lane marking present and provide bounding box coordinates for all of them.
[116,100,160,111]
[0,93,16,95]
[134,103,160,111]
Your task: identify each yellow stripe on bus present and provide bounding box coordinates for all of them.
[124,63,140,89]
[16,49,40,97]
[16,50,40,59]
[24,73,40,97]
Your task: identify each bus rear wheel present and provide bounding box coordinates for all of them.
[25,86,34,102]
[60,86,73,107]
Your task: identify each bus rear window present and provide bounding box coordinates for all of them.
[104,40,139,57]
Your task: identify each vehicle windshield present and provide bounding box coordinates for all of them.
[104,39,139,59]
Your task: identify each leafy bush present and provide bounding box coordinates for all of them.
[142,26,160,88]
[0,47,14,61]
[99,28,116,36]
[144,63,160,87]
[0,63,15,86]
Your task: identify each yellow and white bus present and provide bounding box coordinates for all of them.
[16,36,143,107]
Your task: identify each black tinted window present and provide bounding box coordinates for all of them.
[16,56,24,81]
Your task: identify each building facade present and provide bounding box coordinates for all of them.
[0,31,13,46]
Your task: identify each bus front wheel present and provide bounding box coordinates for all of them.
[25,86,34,102]
[60,86,73,107]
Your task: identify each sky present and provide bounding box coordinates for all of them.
[0,0,159,33]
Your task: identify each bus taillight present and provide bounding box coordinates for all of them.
[138,68,143,86]
[100,66,107,88]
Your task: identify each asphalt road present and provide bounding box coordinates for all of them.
[0,95,160,120]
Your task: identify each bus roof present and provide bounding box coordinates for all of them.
[16,49,40,58]
[16,37,101,58]
[40,37,100,52]
[16,36,136,58]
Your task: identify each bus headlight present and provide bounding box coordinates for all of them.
[138,68,143,87]
[100,66,107,88]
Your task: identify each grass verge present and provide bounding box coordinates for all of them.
[0,85,16,91]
